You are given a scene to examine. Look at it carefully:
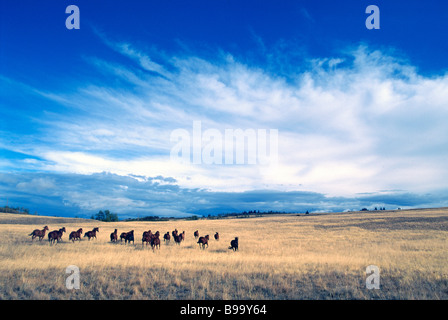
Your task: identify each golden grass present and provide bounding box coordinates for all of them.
[0,208,447,300]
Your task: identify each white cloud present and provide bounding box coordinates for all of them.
[4,41,448,200]
[16,177,56,194]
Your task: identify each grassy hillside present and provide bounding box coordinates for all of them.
[0,208,447,299]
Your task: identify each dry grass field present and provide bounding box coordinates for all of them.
[0,208,447,300]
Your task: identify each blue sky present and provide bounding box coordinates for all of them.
[1,1,448,218]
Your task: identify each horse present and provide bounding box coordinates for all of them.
[151,235,161,251]
[29,226,49,241]
[142,230,153,247]
[163,232,170,243]
[125,230,134,244]
[174,234,182,245]
[48,227,66,245]
[197,235,209,249]
[110,229,118,243]
[120,232,128,242]
[69,228,83,242]
[84,227,99,240]
[229,237,239,251]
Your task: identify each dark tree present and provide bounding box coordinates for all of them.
[94,209,118,222]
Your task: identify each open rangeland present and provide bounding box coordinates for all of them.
[0,208,447,300]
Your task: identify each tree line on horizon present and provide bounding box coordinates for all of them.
[0,205,31,215]
[1,204,391,221]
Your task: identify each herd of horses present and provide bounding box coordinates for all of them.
[28,226,239,251]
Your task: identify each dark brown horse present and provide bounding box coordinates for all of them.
[197,235,209,249]
[151,234,161,251]
[214,232,219,241]
[163,232,170,243]
[174,233,182,245]
[194,230,199,239]
[110,229,118,243]
[124,230,134,244]
[69,228,83,242]
[48,227,66,245]
[142,230,153,247]
[120,232,128,242]
[229,237,239,251]
[83,227,99,240]
[29,226,49,241]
